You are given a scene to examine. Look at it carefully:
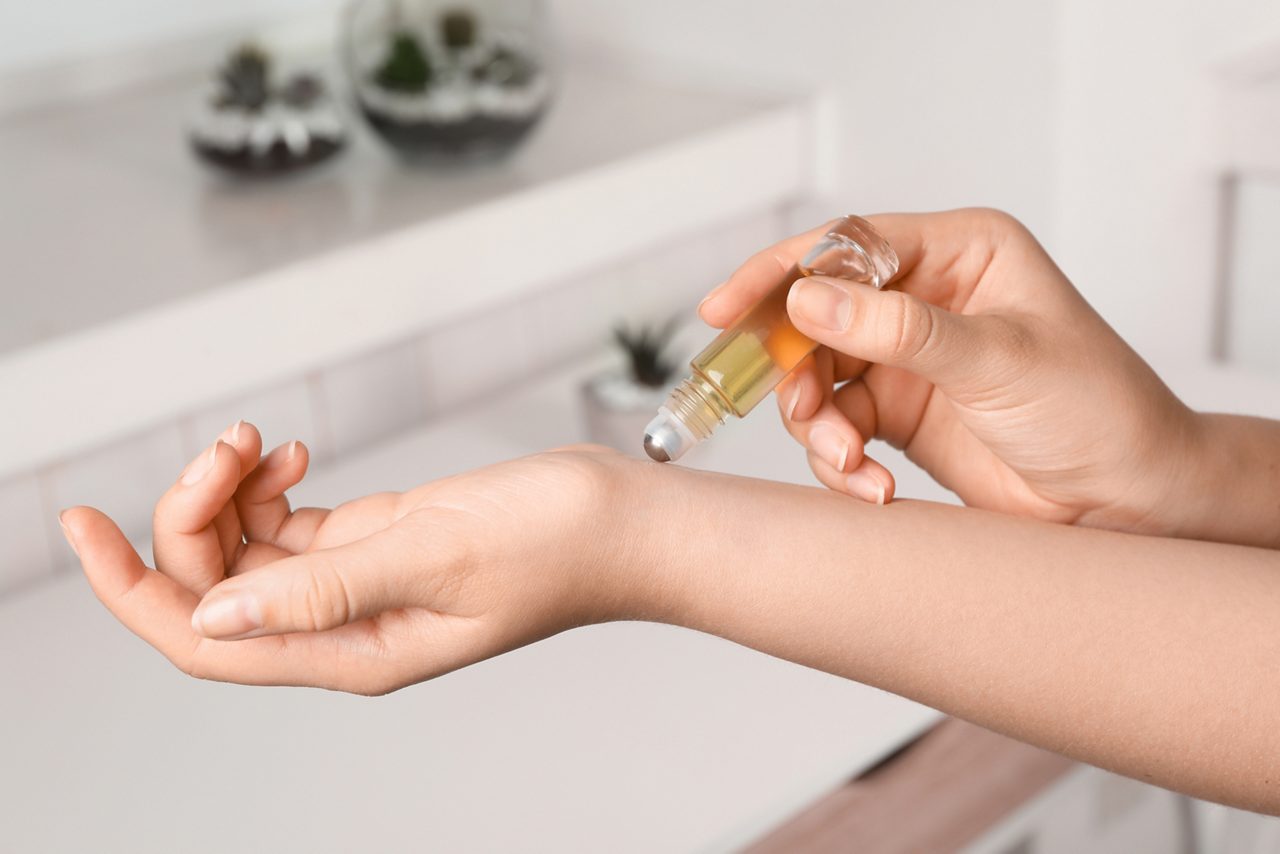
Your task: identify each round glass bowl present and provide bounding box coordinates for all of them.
[190,45,347,176]
[344,0,553,163]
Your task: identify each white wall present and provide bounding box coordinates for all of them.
[549,0,1060,240]
[0,0,330,74]
[553,0,1280,373]
[4,0,1060,236]
[1054,0,1280,369]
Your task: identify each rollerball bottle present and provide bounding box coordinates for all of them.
[643,215,898,463]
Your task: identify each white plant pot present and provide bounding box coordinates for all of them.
[580,372,669,457]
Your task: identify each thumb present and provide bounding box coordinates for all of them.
[787,276,1015,389]
[190,522,445,640]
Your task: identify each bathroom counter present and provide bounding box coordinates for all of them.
[0,356,947,854]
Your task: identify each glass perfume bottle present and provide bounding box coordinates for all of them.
[643,216,899,463]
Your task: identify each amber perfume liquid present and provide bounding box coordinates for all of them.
[643,216,899,463]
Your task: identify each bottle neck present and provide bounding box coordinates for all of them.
[665,374,734,441]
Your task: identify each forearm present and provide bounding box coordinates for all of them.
[1164,413,1280,549]
[631,465,1280,813]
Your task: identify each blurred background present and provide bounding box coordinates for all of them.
[2,1,1280,852]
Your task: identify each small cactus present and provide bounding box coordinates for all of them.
[614,318,680,388]
[215,44,270,111]
[375,31,433,93]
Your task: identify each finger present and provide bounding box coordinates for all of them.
[152,440,243,596]
[218,420,265,480]
[63,506,411,693]
[775,352,824,424]
[702,208,1025,331]
[234,440,311,547]
[190,514,451,640]
[829,378,880,443]
[65,506,203,666]
[773,351,864,474]
[805,449,896,505]
[209,421,265,564]
[787,275,1029,393]
[699,222,835,328]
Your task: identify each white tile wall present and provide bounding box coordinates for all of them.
[0,211,793,597]
[317,341,431,457]
[183,376,332,464]
[713,208,789,274]
[528,269,627,369]
[0,472,55,592]
[44,422,188,570]
[417,299,537,413]
[617,230,725,325]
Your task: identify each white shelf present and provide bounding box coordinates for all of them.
[0,62,814,479]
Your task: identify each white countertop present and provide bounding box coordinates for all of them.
[0,356,945,854]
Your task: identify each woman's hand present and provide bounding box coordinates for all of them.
[701,208,1211,538]
[59,423,649,695]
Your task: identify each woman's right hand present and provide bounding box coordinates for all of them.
[700,208,1210,539]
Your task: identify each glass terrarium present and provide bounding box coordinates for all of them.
[344,0,553,163]
[189,44,347,176]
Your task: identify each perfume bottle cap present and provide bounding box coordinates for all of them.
[643,406,697,463]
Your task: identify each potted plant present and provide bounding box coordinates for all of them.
[345,1,553,162]
[189,44,347,175]
[581,318,682,456]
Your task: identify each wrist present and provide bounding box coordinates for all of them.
[1190,413,1280,548]
[562,449,685,627]
[1143,411,1279,547]
[601,458,701,624]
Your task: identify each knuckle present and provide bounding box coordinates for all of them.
[966,207,1027,237]
[292,563,354,632]
[881,291,937,363]
[179,642,214,682]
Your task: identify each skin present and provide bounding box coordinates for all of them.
[59,209,1280,814]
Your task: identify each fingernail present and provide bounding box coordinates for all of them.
[791,279,852,331]
[286,440,298,462]
[698,282,727,313]
[809,424,850,472]
[847,471,887,505]
[220,419,244,447]
[785,384,802,421]
[181,444,218,486]
[58,511,78,556]
[192,593,263,639]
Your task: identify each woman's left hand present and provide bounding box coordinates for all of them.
[60,424,650,695]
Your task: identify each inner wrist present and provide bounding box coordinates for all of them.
[602,458,703,627]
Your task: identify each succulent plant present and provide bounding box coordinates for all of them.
[614,318,680,388]
[215,44,271,111]
[375,31,433,92]
[440,8,478,50]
